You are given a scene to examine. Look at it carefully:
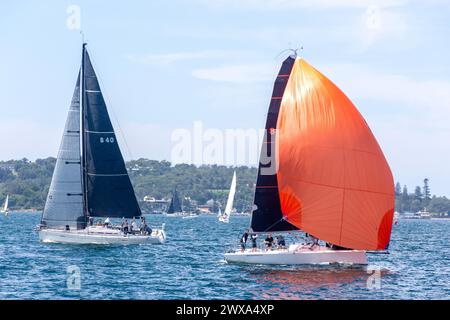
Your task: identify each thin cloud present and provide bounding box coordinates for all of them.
[0,119,62,160]
[125,50,250,67]
[120,122,172,161]
[322,63,450,119]
[195,0,409,10]
[160,9,411,54]
[192,64,277,83]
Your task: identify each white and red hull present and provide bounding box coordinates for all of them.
[38,226,166,245]
[224,245,367,265]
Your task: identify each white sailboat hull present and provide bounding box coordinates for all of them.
[38,226,166,245]
[224,245,367,265]
[182,214,198,219]
[163,212,186,217]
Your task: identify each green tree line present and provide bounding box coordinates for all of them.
[0,158,257,212]
[394,179,450,214]
[1,158,449,215]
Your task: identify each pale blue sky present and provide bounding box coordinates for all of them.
[0,1,449,196]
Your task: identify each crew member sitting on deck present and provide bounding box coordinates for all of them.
[142,222,152,235]
[250,233,258,252]
[264,234,274,250]
[276,235,286,249]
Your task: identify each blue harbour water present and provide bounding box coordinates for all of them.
[0,212,449,300]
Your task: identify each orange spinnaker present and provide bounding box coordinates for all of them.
[276,59,394,250]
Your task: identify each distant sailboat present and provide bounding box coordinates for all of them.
[225,53,394,265]
[219,171,236,223]
[1,194,9,216]
[415,207,432,219]
[37,44,165,244]
[166,188,183,216]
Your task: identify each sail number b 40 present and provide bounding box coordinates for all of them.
[100,137,115,144]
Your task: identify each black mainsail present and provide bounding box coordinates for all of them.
[250,56,298,233]
[41,44,141,229]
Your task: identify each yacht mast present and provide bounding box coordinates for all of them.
[81,43,88,222]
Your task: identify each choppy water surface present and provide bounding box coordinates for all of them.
[0,213,448,299]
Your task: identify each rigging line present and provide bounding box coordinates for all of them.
[274,49,292,60]
[262,217,287,233]
[274,46,302,61]
[289,231,305,242]
[80,30,84,46]
[87,50,135,161]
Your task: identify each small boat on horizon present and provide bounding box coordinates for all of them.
[218,171,236,224]
[225,53,395,265]
[402,207,433,220]
[164,188,186,216]
[182,213,199,219]
[415,207,432,219]
[1,194,9,217]
[37,44,165,245]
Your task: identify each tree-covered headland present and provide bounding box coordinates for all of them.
[1,158,449,215]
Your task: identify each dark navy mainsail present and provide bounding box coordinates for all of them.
[250,56,298,233]
[82,46,141,218]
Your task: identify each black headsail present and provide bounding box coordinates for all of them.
[81,45,141,218]
[250,56,298,233]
